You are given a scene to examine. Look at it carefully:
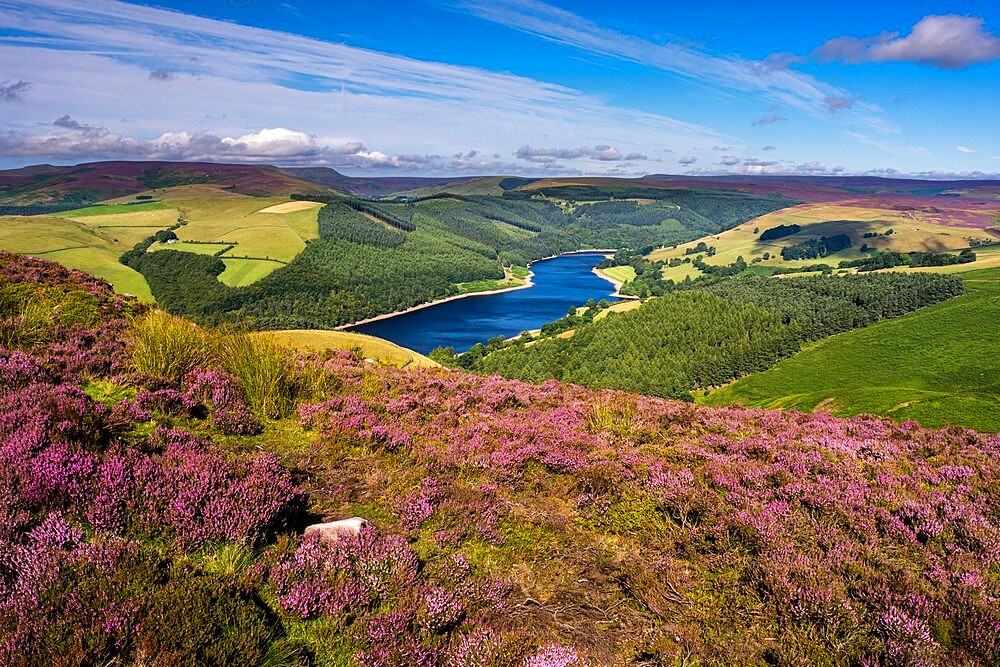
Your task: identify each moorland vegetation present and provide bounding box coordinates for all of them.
[3,251,1000,666]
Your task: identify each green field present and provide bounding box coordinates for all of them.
[0,215,153,300]
[454,265,530,294]
[40,248,154,301]
[148,241,233,256]
[598,264,636,283]
[702,268,1000,432]
[648,201,997,282]
[59,202,168,217]
[218,258,287,287]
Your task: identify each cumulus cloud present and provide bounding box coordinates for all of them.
[813,15,1000,69]
[678,155,697,165]
[514,144,642,163]
[0,122,603,174]
[0,123,402,168]
[752,114,787,126]
[719,156,741,166]
[762,145,776,151]
[824,96,856,112]
[0,79,30,102]
[956,145,977,153]
[148,69,175,81]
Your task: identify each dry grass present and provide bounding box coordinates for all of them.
[256,201,322,214]
[264,329,438,369]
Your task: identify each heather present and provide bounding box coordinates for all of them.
[3,251,1000,666]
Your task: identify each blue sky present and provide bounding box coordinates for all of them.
[0,0,997,176]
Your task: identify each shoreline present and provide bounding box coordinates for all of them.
[338,250,616,331]
[591,266,641,300]
[337,269,537,330]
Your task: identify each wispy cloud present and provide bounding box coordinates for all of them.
[813,15,1000,69]
[689,160,847,176]
[0,0,721,173]
[956,145,977,154]
[440,0,891,130]
[842,131,927,156]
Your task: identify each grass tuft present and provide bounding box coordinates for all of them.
[129,310,214,385]
[215,331,297,419]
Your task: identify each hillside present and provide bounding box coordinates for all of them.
[4,250,1000,666]
[117,187,793,329]
[281,167,476,198]
[455,272,966,409]
[703,266,1000,432]
[0,161,336,206]
[643,198,1000,283]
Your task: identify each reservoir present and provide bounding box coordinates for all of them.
[348,252,618,353]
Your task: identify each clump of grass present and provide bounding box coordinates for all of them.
[0,282,102,349]
[215,331,296,419]
[0,287,51,348]
[130,309,214,385]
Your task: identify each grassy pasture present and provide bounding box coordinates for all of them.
[649,202,997,281]
[64,208,180,228]
[148,241,233,256]
[218,258,286,287]
[40,248,154,301]
[98,227,167,247]
[151,187,320,280]
[593,299,642,320]
[264,329,438,368]
[598,265,637,283]
[217,226,304,261]
[0,215,153,300]
[702,267,1000,432]
[59,202,168,217]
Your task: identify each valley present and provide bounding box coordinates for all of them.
[2,161,999,434]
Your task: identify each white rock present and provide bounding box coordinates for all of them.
[304,517,372,542]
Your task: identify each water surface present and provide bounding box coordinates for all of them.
[348,253,618,353]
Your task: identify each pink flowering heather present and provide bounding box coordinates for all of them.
[183,367,263,435]
[4,252,1000,665]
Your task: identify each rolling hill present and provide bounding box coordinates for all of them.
[0,161,337,206]
[4,249,1000,666]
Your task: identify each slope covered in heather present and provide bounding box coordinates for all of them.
[3,251,1000,666]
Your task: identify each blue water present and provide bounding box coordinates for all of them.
[348,252,618,353]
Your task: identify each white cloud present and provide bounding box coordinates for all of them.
[514,144,644,163]
[678,155,697,165]
[956,145,977,153]
[813,15,1000,69]
[0,0,720,173]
